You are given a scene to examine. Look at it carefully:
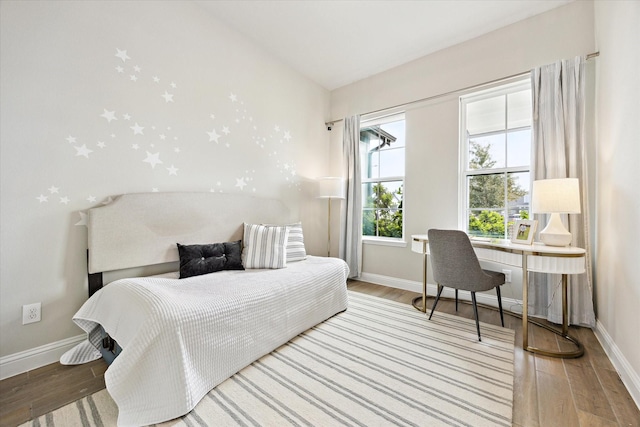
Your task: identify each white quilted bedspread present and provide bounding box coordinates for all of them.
[71,256,349,426]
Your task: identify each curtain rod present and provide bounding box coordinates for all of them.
[325,51,599,128]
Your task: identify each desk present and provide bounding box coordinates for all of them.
[411,234,586,358]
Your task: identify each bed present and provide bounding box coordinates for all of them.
[63,192,349,426]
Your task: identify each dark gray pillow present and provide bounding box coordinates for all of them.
[177,240,244,279]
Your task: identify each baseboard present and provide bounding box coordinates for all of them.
[593,321,640,410]
[356,272,521,312]
[0,334,86,380]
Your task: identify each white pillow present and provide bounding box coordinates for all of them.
[263,222,307,263]
[284,222,307,262]
[242,223,289,269]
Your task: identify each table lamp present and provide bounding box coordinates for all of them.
[531,178,581,246]
[317,177,345,257]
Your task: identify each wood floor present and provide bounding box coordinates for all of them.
[1,281,638,427]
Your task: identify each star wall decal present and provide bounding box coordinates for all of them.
[152,188,159,192]
[166,165,178,175]
[97,141,106,148]
[74,144,93,158]
[36,194,48,203]
[170,82,177,88]
[222,126,230,135]
[130,75,138,82]
[100,109,118,123]
[133,65,141,73]
[66,135,77,144]
[235,177,247,190]
[59,196,70,205]
[123,113,131,120]
[87,195,97,203]
[174,147,181,153]
[153,76,160,83]
[283,131,292,141]
[229,93,237,102]
[161,91,174,103]
[115,66,124,73]
[115,48,130,62]
[48,186,59,194]
[207,129,221,143]
[130,123,144,135]
[132,144,140,150]
[143,151,163,168]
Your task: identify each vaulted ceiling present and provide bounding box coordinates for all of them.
[197,0,573,90]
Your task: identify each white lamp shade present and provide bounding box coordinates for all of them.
[531,178,581,214]
[317,177,345,199]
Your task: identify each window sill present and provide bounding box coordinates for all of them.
[362,237,407,248]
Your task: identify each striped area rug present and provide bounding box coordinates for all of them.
[22,291,515,427]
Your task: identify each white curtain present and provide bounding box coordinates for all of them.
[339,115,362,278]
[530,56,595,327]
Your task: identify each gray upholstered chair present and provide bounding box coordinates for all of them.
[427,229,505,341]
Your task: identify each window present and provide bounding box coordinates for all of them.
[360,113,405,241]
[460,80,532,239]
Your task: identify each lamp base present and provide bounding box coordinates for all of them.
[539,213,572,246]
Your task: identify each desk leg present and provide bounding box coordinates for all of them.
[523,266,583,358]
[421,243,427,313]
[411,242,428,313]
[562,274,569,336]
[522,253,529,349]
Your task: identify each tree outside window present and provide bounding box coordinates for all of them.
[360,115,405,239]
[461,81,531,239]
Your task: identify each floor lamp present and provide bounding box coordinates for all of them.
[318,177,345,257]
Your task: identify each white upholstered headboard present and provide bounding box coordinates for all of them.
[87,192,291,274]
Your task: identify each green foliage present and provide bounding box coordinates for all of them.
[363,183,403,238]
[468,140,526,209]
[467,140,528,238]
[468,211,506,238]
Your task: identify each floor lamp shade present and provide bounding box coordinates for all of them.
[531,178,581,246]
[318,177,345,199]
[317,177,344,257]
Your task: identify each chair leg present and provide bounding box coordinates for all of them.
[471,291,481,341]
[429,284,444,320]
[496,286,504,327]
[455,289,459,312]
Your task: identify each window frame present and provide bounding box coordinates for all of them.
[458,79,532,240]
[360,112,406,243]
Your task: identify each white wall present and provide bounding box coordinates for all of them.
[0,0,330,368]
[330,0,596,300]
[593,0,640,406]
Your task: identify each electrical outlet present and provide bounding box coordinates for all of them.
[502,269,512,283]
[22,303,41,325]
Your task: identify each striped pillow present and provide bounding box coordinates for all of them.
[284,222,307,262]
[242,223,289,269]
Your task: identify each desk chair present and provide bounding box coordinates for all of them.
[427,229,505,341]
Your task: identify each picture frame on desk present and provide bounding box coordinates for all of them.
[512,219,537,245]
